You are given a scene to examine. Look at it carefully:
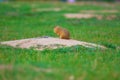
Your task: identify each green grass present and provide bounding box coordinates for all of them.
[0,2,120,80]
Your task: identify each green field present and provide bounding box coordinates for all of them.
[0,2,120,80]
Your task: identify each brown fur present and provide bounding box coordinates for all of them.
[54,26,70,39]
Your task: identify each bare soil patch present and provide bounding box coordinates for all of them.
[64,13,116,20]
[64,13,97,19]
[32,8,61,12]
[67,1,118,7]
[1,37,106,50]
[0,65,13,70]
[80,10,118,13]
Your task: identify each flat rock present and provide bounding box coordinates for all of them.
[0,37,106,50]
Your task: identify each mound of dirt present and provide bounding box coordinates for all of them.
[0,37,106,50]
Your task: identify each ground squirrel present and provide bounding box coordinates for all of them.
[54,26,70,39]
